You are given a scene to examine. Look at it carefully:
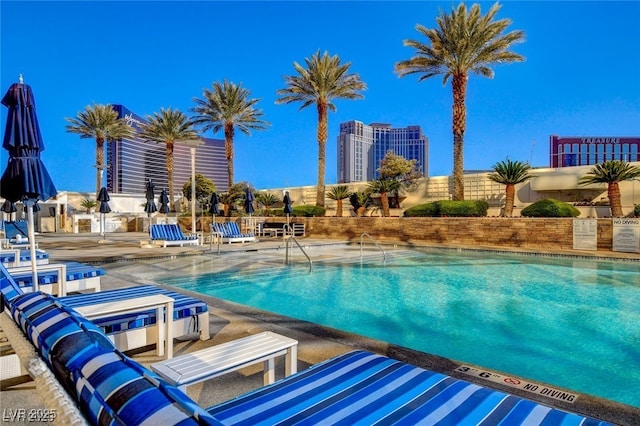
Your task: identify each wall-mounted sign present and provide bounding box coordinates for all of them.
[573,219,597,250]
[612,219,640,253]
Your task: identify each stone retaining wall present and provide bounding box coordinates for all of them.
[293,217,615,251]
[175,216,619,251]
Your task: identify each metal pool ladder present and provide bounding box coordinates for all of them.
[360,233,387,263]
[284,236,312,272]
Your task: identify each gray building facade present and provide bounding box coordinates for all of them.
[338,121,428,183]
[106,105,228,196]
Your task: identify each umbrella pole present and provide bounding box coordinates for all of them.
[27,204,38,292]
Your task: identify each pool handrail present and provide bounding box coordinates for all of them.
[360,232,386,263]
[284,236,312,272]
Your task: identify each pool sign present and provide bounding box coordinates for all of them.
[612,219,640,253]
[573,218,597,250]
[455,365,578,404]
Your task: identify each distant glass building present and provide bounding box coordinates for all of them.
[337,121,428,183]
[106,105,228,196]
[550,135,640,168]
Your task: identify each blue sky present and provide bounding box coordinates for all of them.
[1,1,639,193]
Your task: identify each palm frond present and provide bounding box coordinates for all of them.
[65,104,134,141]
[276,50,366,109]
[137,108,197,144]
[579,160,640,185]
[487,159,531,185]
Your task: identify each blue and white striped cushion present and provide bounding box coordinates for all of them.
[11,262,105,286]
[167,224,180,240]
[1,263,24,307]
[9,291,220,425]
[0,249,50,264]
[207,350,612,426]
[75,351,220,425]
[10,292,114,362]
[173,224,198,240]
[58,284,207,334]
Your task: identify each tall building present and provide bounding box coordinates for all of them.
[550,135,640,168]
[337,121,428,183]
[106,105,228,196]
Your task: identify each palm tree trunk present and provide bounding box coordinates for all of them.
[166,142,175,211]
[608,182,623,217]
[225,123,235,188]
[95,137,105,195]
[336,199,343,217]
[452,74,467,201]
[504,184,515,216]
[316,102,328,208]
[381,192,390,217]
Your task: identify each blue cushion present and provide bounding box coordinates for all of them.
[207,350,612,426]
[9,291,220,425]
[151,224,197,242]
[58,284,208,334]
[2,220,29,240]
[10,292,115,368]
[0,262,24,309]
[11,262,105,286]
[75,351,220,425]
[0,249,50,264]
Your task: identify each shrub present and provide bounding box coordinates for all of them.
[403,200,489,217]
[634,204,640,217]
[403,202,440,217]
[272,205,326,217]
[520,198,580,217]
[293,205,325,217]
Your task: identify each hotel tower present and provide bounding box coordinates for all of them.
[106,105,228,196]
[337,121,428,183]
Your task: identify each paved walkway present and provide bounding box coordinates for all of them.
[1,232,638,425]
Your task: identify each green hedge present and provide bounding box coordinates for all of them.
[403,200,489,217]
[520,198,580,217]
[634,204,640,217]
[272,205,326,217]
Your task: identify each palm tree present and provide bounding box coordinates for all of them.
[395,3,525,201]
[368,179,402,217]
[487,159,531,216]
[350,190,373,217]
[327,185,352,217]
[255,192,279,215]
[65,104,134,194]
[137,108,198,211]
[276,50,366,207]
[192,80,269,188]
[218,183,246,217]
[579,160,640,217]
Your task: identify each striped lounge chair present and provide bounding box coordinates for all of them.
[58,284,210,352]
[0,248,50,268]
[150,224,199,247]
[206,350,612,425]
[5,290,217,425]
[9,261,104,295]
[210,222,257,244]
[0,220,31,249]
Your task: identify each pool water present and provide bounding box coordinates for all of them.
[152,249,640,407]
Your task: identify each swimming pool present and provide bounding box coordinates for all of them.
[134,247,640,407]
